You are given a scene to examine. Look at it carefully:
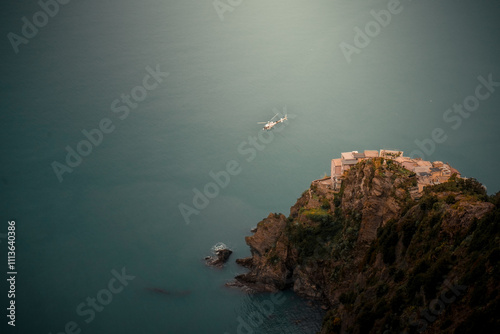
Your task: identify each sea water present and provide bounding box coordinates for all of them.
[1,0,499,333]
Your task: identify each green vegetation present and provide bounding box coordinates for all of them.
[286,212,342,259]
[321,197,331,210]
[339,291,357,305]
[445,194,456,204]
[325,176,498,332]
[376,219,398,265]
[425,175,488,201]
[419,194,438,211]
[303,208,330,223]
[274,160,500,333]
[321,310,341,334]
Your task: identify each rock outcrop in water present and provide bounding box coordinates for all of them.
[205,248,233,268]
[230,157,500,333]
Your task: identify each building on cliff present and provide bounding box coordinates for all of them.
[330,149,461,193]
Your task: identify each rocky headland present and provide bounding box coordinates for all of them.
[229,157,499,333]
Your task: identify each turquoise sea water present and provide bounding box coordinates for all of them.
[1,0,500,333]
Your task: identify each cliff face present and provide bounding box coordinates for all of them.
[233,213,292,292]
[232,158,500,333]
[341,159,412,242]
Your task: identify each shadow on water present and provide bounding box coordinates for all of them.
[224,290,326,334]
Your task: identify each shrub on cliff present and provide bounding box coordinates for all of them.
[445,194,456,204]
[419,194,438,211]
[426,175,488,201]
[341,292,357,306]
[321,197,331,210]
[321,310,341,334]
[374,219,398,265]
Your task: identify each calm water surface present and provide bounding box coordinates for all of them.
[1,0,499,333]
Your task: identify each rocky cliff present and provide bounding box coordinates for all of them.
[230,158,500,333]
